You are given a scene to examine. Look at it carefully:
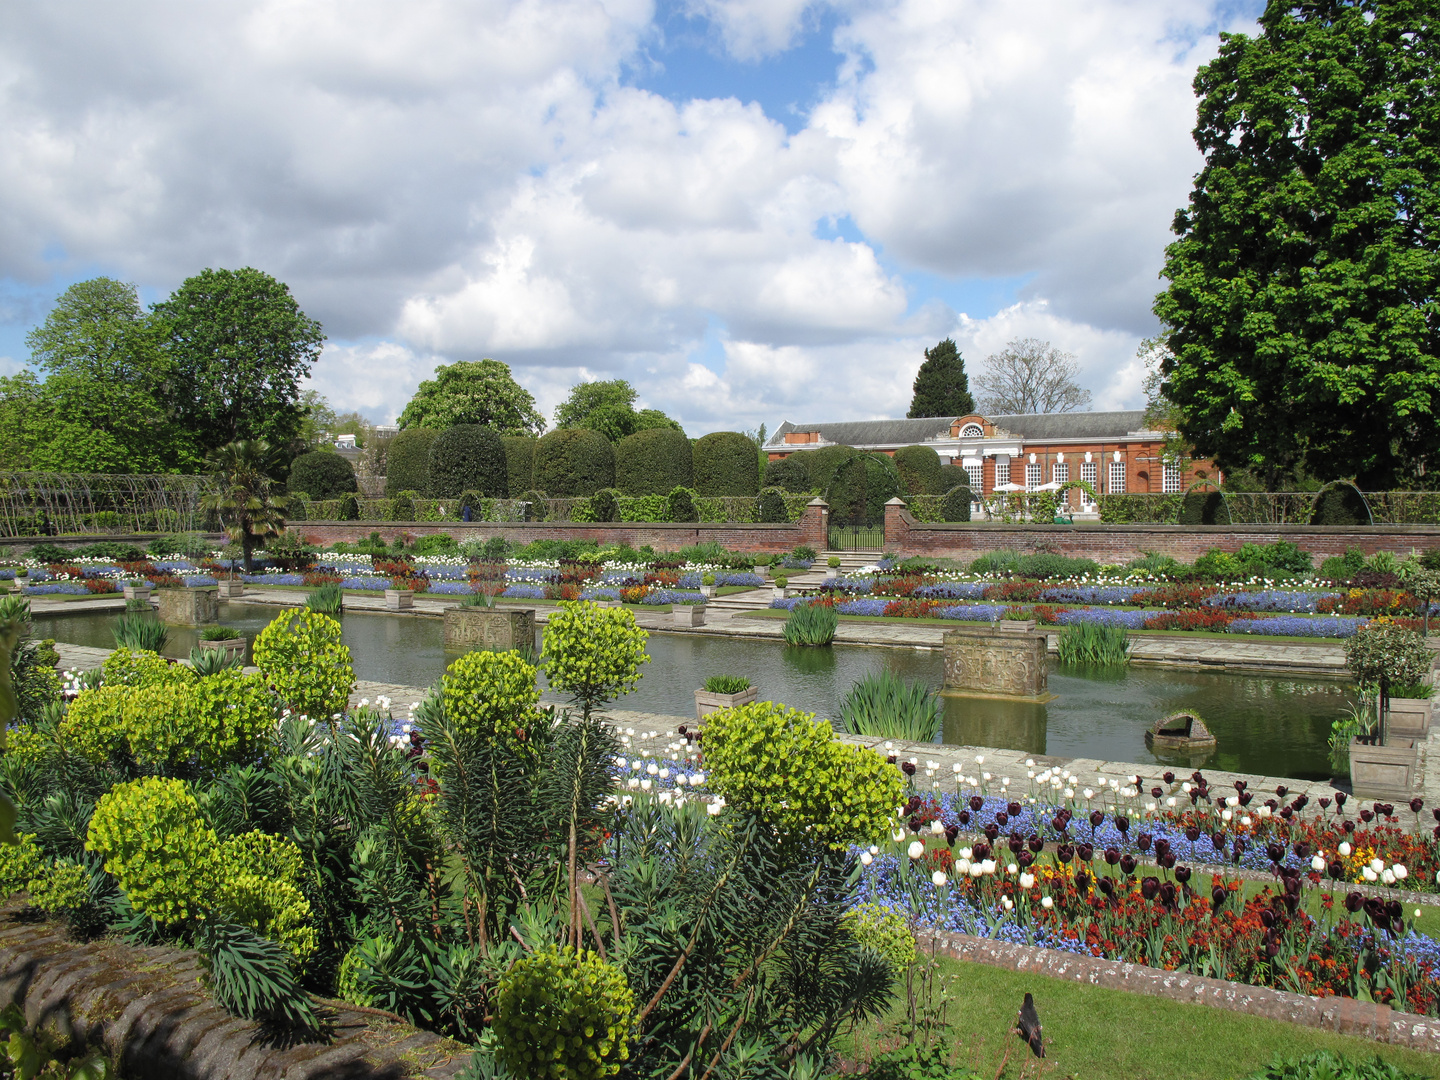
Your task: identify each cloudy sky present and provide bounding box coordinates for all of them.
[0,0,1263,436]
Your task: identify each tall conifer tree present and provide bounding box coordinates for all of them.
[907,339,976,418]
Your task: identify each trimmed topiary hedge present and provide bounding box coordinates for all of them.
[615,428,693,495]
[936,463,968,493]
[386,428,439,496]
[1177,488,1231,525]
[800,444,860,494]
[941,485,973,522]
[763,456,812,493]
[692,431,759,496]
[428,424,508,499]
[501,436,536,498]
[892,445,944,496]
[519,489,548,521]
[289,451,358,499]
[590,488,621,522]
[1311,483,1372,526]
[827,454,899,524]
[667,486,699,522]
[533,428,615,496]
[337,493,360,521]
[757,486,788,522]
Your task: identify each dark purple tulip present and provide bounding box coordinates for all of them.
[1052,816,1067,833]
[1153,838,1170,859]
[1211,885,1227,911]
[1075,869,1091,890]
[1265,799,1279,811]
[1293,795,1308,810]
[1334,792,1347,808]
[1343,820,1356,833]
[1191,771,1204,784]
[1140,877,1159,900]
[984,823,1000,842]
[1163,771,1175,784]
[1279,806,1293,820]
[1174,865,1191,884]
[1159,853,1177,870]
[1266,940,1281,958]
[1115,816,1129,835]
[1008,836,1023,855]
[1018,850,1035,868]
[1159,882,1177,908]
[1235,779,1247,791]
[969,795,984,812]
[1345,891,1364,913]
[1119,854,1137,875]
[901,761,916,776]
[1360,809,1374,823]
[1319,797,1332,810]
[1266,843,1285,865]
[905,795,922,814]
[945,825,960,845]
[1387,900,1404,921]
[1151,787,1163,799]
[1239,792,1253,806]
[886,755,897,764]
[1293,842,1309,859]
[1028,835,1044,853]
[1328,861,1344,880]
[908,815,922,833]
[995,811,1009,827]
[1008,801,1022,817]
[973,842,991,861]
[1136,832,1152,852]
[1184,826,1200,842]
[1056,844,1074,864]
[1373,913,1392,933]
[1099,878,1115,897]
[1211,832,1225,850]
[1275,785,1288,798]
[1364,897,1383,919]
[1260,909,1276,928]
[1089,810,1105,829]
[1432,807,1440,824]
[958,810,971,826]
[1104,847,1120,866]
[1076,843,1094,862]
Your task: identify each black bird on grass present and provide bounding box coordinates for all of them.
[1015,993,1044,1058]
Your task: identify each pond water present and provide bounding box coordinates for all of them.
[35,603,1350,780]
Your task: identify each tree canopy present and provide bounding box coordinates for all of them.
[973,339,1091,415]
[1154,0,1440,489]
[553,379,682,442]
[398,359,545,435]
[152,268,325,456]
[907,338,976,417]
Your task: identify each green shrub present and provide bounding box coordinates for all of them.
[968,550,1018,574]
[72,540,146,560]
[501,435,537,497]
[827,454,900,524]
[702,701,903,847]
[703,675,751,694]
[217,830,317,968]
[614,428,693,495]
[289,451,358,499]
[792,545,817,562]
[936,463,969,494]
[763,456,812,493]
[441,649,542,742]
[691,431,760,496]
[590,488,621,523]
[385,428,439,496]
[1056,622,1130,666]
[1176,488,1229,525]
[253,610,355,721]
[542,601,650,718]
[189,645,243,677]
[839,670,941,741]
[337,493,361,521]
[784,602,838,646]
[756,486,788,523]
[1014,553,1097,579]
[386,491,416,521]
[893,445,945,496]
[1311,484,1372,526]
[86,777,220,924]
[941,485,972,522]
[102,647,191,688]
[534,428,616,497]
[494,945,636,1080]
[1346,620,1432,691]
[801,444,860,493]
[60,685,131,763]
[843,902,916,970]
[666,486,699,523]
[1241,1050,1430,1080]
[428,424,508,499]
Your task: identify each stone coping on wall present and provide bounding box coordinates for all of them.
[0,905,471,1079]
[917,929,1440,1053]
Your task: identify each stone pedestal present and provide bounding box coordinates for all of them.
[217,580,245,599]
[942,624,1049,699]
[695,685,757,722]
[673,605,705,627]
[385,589,414,611]
[157,587,218,626]
[443,606,535,652]
[1349,736,1418,799]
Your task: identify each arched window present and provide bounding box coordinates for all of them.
[960,423,983,438]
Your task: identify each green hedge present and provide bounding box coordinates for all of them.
[893,445,945,496]
[1177,489,1231,525]
[757,486,788,522]
[762,456,812,493]
[800,444,859,493]
[615,428,693,495]
[1311,484,1371,525]
[826,454,899,524]
[532,428,616,496]
[289,451,357,499]
[941,485,973,522]
[501,436,536,497]
[386,428,438,496]
[692,431,759,496]
[667,486,699,522]
[428,424,508,498]
[1097,493,1183,524]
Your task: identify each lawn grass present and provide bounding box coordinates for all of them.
[838,951,1440,1079]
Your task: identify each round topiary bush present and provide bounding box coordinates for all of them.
[936,463,968,493]
[762,456,812,493]
[427,424,508,499]
[614,428,693,495]
[666,485,698,523]
[386,491,416,521]
[501,436,536,498]
[533,428,616,497]
[757,486,788,523]
[440,649,541,743]
[941,485,973,522]
[692,431,759,496]
[386,428,439,496]
[1311,483,1372,526]
[892,445,944,497]
[826,455,899,524]
[802,444,860,493]
[590,488,621,522]
[1177,488,1230,525]
[253,609,355,722]
[289,451,358,500]
[542,601,650,717]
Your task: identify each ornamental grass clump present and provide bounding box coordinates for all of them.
[304,582,343,615]
[783,601,838,646]
[111,612,168,654]
[840,670,942,742]
[703,674,750,695]
[494,945,635,1080]
[1056,621,1131,667]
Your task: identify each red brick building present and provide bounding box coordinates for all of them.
[764,411,1219,510]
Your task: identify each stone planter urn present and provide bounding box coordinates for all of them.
[699,584,716,599]
[673,604,706,627]
[1386,696,1432,739]
[122,582,153,603]
[444,606,536,653]
[1349,735,1418,799]
[217,579,246,599]
[197,637,246,665]
[385,589,414,611]
[772,585,789,600]
[825,567,838,579]
[156,587,218,626]
[694,684,758,722]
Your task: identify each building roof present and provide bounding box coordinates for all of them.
[766,410,1153,448]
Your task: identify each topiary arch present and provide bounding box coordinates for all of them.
[1310,481,1373,526]
[1055,479,1098,509]
[1175,479,1231,525]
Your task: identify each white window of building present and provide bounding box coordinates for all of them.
[964,464,982,492]
[1080,462,1097,504]
[1052,463,1069,503]
[960,423,984,437]
[1026,463,1042,491]
[1162,459,1183,493]
[995,458,1011,487]
[1109,460,1126,494]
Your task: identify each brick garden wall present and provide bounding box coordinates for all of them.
[884,502,1440,566]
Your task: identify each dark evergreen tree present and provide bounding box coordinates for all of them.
[907,338,975,418]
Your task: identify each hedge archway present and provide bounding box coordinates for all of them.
[1175,480,1230,525]
[1310,481,1373,526]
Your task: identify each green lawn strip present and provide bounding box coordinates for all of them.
[836,952,1440,1080]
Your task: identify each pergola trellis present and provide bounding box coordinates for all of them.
[0,472,213,538]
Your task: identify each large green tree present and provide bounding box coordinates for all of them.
[398,359,544,435]
[907,338,976,418]
[152,268,325,456]
[553,378,682,442]
[1155,0,1440,489]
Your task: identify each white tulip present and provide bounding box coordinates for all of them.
[1311,856,1326,873]
[627,778,640,790]
[707,800,724,816]
[1146,802,1157,813]
[1382,869,1396,885]
[860,851,873,866]
[616,757,628,768]
[1001,896,1014,911]
[640,779,652,791]
[1241,816,1252,827]
[960,847,973,860]
[975,755,985,764]
[982,859,997,875]
[1025,759,1034,767]
[1064,789,1074,799]
[930,820,945,835]
[893,829,907,843]
[1019,872,1035,889]
[1339,842,1352,857]
[1167,797,1178,808]
[1221,810,1233,822]
[932,871,949,887]
[658,768,670,779]
[1371,858,1385,874]
[1395,864,1409,881]
[1226,796,1239,807]
[953,763,963,773]
[869,845,880,855]
[1007,863,1018,875]
[956,859,971,874]
[908,841,925,859]
[969,862,984,878]
[1363,867,1379,882]
[1258,806,1272,818]
[1002,777,1011,788]
[646,763,658,775]
[1083,789,1094,800]
[983,772,993,781]
[1182,782,1192,793]
[1027,771,1036,779]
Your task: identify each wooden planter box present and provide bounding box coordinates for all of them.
[1386,697,1432,739]
[673,604,706,627]
[1349,736,1418,799]
[216,580,245,599]
[122,583,153,602]
[156,587,218,626]
[197,637,246,664]
[443,606,535,652]
[695,685,758,722]
[385,589,414,611]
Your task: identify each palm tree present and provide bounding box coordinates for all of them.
[200,440,289,572]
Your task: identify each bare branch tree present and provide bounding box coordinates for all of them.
[973,339,1092,415]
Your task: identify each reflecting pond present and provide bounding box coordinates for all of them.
[34,602,1350,780]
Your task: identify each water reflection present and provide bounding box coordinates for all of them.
[941,693,1047,755]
